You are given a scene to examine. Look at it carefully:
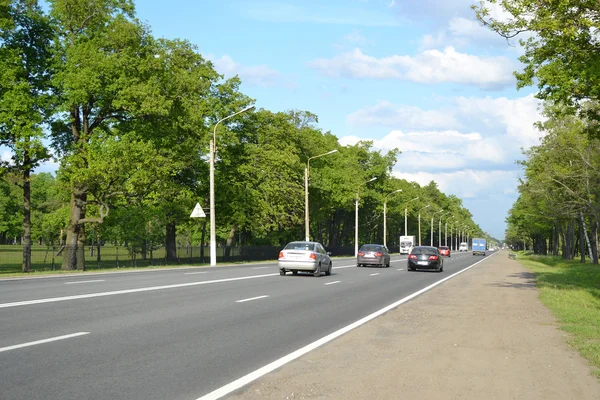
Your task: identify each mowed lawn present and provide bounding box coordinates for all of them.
[518,252,600,378]
[0,245,200,276]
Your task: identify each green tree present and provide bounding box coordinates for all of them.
[0,0,54,271]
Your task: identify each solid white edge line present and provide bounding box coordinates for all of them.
[0,332,90,353]
[0,273,278,309]
[196,252,497,400]
[236,295,269,303]
[324,281,341,286]
[64,280,105,285]
[184,272,208,275]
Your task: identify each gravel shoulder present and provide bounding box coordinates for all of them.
[226,251,600,400]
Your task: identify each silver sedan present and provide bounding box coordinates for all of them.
[278,241,332,277]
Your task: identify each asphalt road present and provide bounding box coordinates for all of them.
[0,250,492,400]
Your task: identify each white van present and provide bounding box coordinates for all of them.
[459,242,468,252]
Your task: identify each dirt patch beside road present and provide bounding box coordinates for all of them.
[226,252,600,400]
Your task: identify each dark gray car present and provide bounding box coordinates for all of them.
[407,246,443,272]
[357,244,391,268]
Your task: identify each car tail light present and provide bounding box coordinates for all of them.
[310,253,317,260]
[278,252,284,259]
[358,252,365,256]
[376,252,383,257]
[429,255,439,260]
[409,254,417,259]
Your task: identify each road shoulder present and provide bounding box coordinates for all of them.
[226,252,600,400]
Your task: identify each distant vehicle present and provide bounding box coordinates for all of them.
[472,238,487,256]
[357,244,390,268]
[438,246,451,257]
[399,235,415,254]
[278,241,332,277]
[459,242,468,252]
[407,246,444,272]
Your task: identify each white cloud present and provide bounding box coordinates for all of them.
[237,2,399,26]
[347,101,459,129]
[206,54,293,88]
[394,169,520,201]
[308,47,515,89]
[345,30,369,45]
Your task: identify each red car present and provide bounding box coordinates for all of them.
[438,246,451,257]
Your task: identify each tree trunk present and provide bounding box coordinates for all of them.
[224,225,236,261]
[62,189,87,270]
[591,220,599,265]
[579,215,586,263]
[165,222,177,262]
[21,165,32,272]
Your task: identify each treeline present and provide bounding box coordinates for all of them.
[1,0,483,271]
[474,0,600,263]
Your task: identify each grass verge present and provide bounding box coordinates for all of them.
[517,252,600,379]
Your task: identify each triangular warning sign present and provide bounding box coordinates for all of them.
[190,203,206,218]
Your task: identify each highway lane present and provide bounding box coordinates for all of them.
[0,251,492,400]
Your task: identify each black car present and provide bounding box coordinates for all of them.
[407,246,443,272]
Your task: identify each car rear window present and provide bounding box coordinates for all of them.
[284,242,315,251]
[411,247,437,255]
[360,245,382,252]
[439,246,449,250]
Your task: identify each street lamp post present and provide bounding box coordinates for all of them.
[355,177,378,256]
[417,204,430,246]
[210,105,255,267]
[430,209,444,246]
[383,189,402,248]
[305,150,338,241]
[403,196,419,236]
[439,212,448,248]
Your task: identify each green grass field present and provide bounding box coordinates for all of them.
[0,244,208,276]
[518,252,600,378]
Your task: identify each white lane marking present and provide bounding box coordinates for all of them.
[390,259,407,263]
[185,271,208,275]
[64,280,105,285]
[195,251,498,400]
[253,267,269,270]
[0,273,279,309]
[397,268,404,271]
[333,264,355,269]
[369,273,380,276]
[236,295,269,303]
[324,281,341,286]
[0,332,90,353]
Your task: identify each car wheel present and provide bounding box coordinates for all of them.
[439,264,443,272]
[292,270,298,275]
[357,264,361,267]
[407,267,414,271]
[325,262,332,276]
[279,269,286,276]
[313,264,321,277]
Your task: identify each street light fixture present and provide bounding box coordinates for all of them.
[305,150,338,241]
[430,209,445,246]
[355,177,378,256]
[403,196,419,237]
[383,189,402,248]
[417,204,430,246]
[209,105,255,267]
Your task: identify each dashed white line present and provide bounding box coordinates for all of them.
[333,264,355,269]
[236,295,269,303]
[184,271,208,275]
[253,267,269,270]
[324,281,341,286]
[0,332,90,353]
[64,280,105,285]
[369,273,380,276]
[196,252,498,400]
[0,273,279,309]
[397,268,404,271]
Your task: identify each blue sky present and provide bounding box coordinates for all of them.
[30,0,545,239]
